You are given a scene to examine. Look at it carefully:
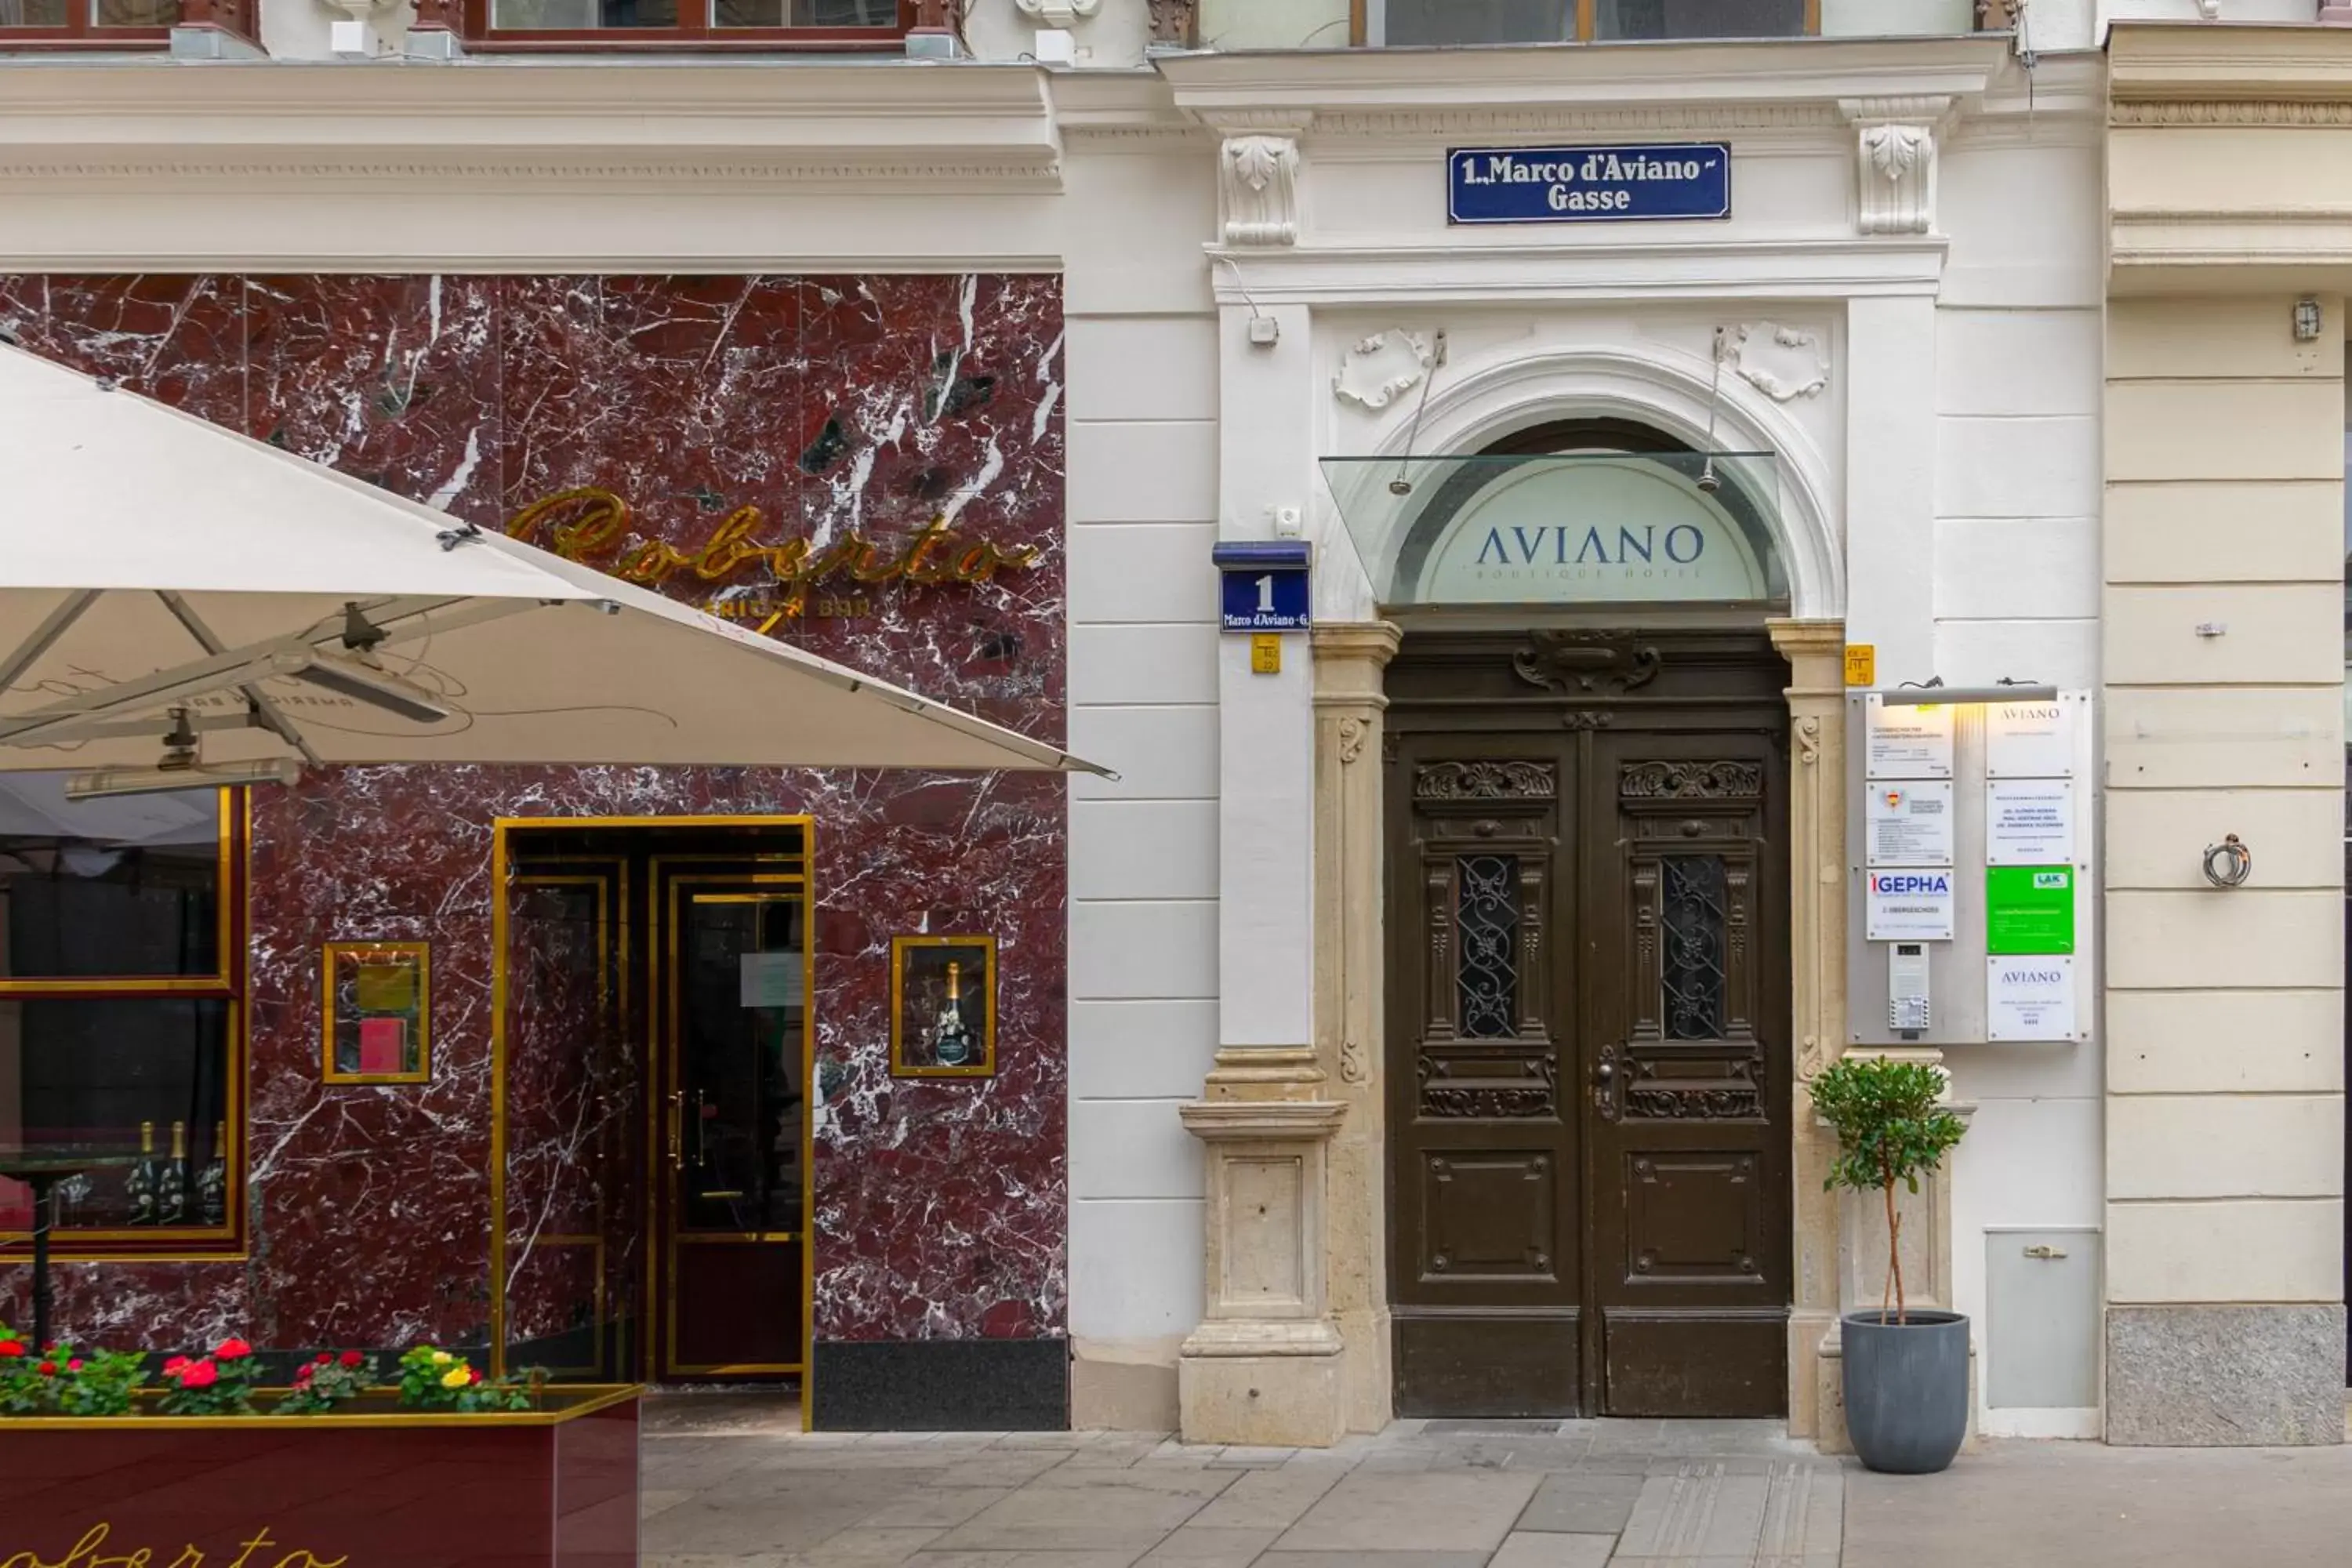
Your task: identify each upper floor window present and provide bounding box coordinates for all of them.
[0,0,176,42]
[467,0,903,42]
[1370,0,1810,43]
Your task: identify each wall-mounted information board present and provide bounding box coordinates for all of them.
[1847,692,2095,1047]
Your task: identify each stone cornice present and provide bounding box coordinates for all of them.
[2109,21,2352,103]
[0,59,1064,191]
[1157,35,2013,131]
[2111,99,2352,128]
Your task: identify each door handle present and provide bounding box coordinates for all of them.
[666,1092,683,1173]
[2023,1244,2068,1261]
[1595,1061,1616,1083]
[690,1090,707,1168]
[1594,1046,1621,1123]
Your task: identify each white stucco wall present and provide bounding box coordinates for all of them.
[1059,131,1225,1424]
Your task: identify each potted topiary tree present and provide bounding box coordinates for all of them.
[1810,1053,1970,1474]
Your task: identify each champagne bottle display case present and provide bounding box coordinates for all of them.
[889,935,996,1078]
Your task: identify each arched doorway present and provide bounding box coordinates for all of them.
[1380,419,1795,1417]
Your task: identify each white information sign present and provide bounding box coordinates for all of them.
[1867,780,1956,866]
[1986,780,2076,866]
[1987,700,2075,779]
[1988,954,2077,1041]
[1865,697,1955,780]
[739,952,804,1009]
[1867,868,1956,941]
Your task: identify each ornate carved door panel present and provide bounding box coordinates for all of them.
[1587,742,1791,1417]
[1387,752,1581,1417]
[1385,630,1791,1419]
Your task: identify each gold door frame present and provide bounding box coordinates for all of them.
[488,813,816,1431]
[655,871,812,1379]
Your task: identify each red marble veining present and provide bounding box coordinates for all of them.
[0,274,1067,1353]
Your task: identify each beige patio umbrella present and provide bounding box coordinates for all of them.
[0,341,1101,793]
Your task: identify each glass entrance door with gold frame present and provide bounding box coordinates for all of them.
[654,862,810,1380]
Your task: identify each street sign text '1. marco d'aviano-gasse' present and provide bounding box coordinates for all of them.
[1446,143,1733,225]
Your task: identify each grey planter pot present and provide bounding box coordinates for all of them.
[1842,1309,1969,1475]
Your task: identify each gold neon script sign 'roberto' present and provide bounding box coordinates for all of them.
[506,488,1043,633]
[4,1523,343,1568]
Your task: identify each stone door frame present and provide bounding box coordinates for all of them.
[1308,616,1851,1439]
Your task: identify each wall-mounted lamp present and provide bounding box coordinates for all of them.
[1877,676,2058,708]
[2294,298,2325,342]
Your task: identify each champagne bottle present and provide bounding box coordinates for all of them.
[198,1120,227,1228]
[931,961,975,1068]
[158,1120,188,1226]
[125,1121,158,1226]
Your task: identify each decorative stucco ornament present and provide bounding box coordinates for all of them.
[1840,97,1948,236]
[1014,0,1099,24]
[1334,331,1435,412]
[1220,134,1301,247]
[1724,323,1829,403]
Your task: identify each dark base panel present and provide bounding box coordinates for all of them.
[1394,1309,1582,1418]
[1602,1309,1788,1418]
[812,1338,1069,1431]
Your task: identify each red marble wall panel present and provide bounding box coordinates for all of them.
[0,274,1067,1352]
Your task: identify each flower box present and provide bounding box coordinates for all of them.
[0,1384,639,1568]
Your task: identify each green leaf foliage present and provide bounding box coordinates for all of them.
[1810,1055,1967,1199]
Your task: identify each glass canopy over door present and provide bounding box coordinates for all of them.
[1319,449,1788,614]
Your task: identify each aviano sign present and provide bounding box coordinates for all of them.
[1410,458,1771,604]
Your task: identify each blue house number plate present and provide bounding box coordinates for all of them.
[1220,566,1311,632]
[1447,143,1732,225]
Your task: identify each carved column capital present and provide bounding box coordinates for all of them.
[1014,0,1097,24]
[1838,97,1951,237]
[1214,122,1309,248]
[1147,0,1196,45]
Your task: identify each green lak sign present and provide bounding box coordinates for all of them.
[1986,866,2074,956]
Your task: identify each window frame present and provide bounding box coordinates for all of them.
[0,787,248,1261]
[460,0,912,51]
[1353,0,1823,45]
[0,0,176,48]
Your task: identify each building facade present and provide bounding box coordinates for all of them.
[0,0,2342,1446]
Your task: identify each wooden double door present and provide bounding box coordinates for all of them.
[1385,629,1793,1417]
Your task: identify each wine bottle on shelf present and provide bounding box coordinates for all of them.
[125,1121,159,1226]
[158,1120,189,1226]
[198,1120,227,1228]
[930,961,975,1068]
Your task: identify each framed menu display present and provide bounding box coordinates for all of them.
[321,941,430,1084]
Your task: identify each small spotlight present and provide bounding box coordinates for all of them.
[2294,298,2324,342]
[1387,477,1414,496]
[1695,458,1721,495]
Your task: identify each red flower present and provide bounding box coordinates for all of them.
[292,1365,314,1385]
[162,1356,189,1376]
[314,1352,333,1364]
[178,1359,218,1390]
[67,1359,82,1372]
[467,1367,483,1385]
[35,1362,56,1377]
[340,1351,365,1369]
[0,1341,23,1359]
[215,1338,252,1361]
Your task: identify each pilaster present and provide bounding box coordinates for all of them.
[1312,621,1402,1435]
[1766,618,1848,1446]
[1178,1049,1348,1446]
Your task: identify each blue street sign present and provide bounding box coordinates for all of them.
[1212,541,1312,633]
[1446,143,1732,226]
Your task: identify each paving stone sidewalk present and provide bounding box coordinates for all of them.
[642,1401,1842,1568]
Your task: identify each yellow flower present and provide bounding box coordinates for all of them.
[440,1366,471,1389]
[430,1351,454,1366]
